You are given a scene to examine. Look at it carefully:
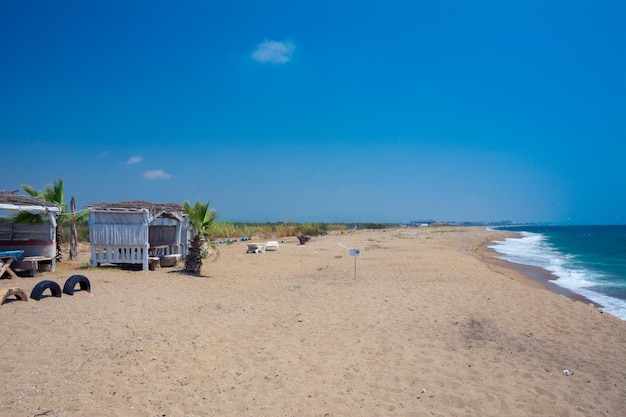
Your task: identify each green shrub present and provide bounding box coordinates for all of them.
[207,221,366,240]
[297,222,322,236]
[360,223,389,230]
[210,221,301,239]
[324,223,348,233]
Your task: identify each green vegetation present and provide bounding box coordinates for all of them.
[297,222,323,237]
[60,221,90,243]
[209,222,352,239]
[209,222,289,239]
[57,221,382,243]
[360,223,389,230]
[184,200,218,274]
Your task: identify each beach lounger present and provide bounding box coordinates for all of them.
[246,243,266,254]
[265,241,280,251]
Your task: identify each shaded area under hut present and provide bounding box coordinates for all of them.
[86,201,190,271]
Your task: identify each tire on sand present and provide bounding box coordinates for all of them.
[30,280,62,301]
[63,275,91,295]
[1,287,29,305]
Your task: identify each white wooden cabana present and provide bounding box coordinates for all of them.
[0,191,62,275]
[86,201,189,271]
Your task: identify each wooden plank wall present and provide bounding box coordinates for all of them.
[89,209,151,270]
[0,223,53,241]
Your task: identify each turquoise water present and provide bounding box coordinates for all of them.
[490,225,626,320]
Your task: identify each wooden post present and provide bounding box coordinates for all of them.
[69,196,78,260]
[350,247,359,283]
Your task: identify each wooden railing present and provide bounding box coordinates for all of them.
[91,244,150,270]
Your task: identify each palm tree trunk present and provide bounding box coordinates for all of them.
[55,223,63,262]
[185,234,203,274]
[69,197,78,260]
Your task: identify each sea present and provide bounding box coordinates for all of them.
[489,225,626,320]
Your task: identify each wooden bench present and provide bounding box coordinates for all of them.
[148,257,160,271]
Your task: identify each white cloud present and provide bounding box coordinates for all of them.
[124,155,143,165]
[143,169,172,180]
[97,151,109,160]
[252,40,295,64]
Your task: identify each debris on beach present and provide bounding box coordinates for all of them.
[297,233,311,245]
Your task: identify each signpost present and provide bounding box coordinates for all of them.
[349,247,360,282]
[339,242,361,283]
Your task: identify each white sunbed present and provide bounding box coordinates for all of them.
[264,241,280,251]
[246,241,280,253]
[246,243,266,253]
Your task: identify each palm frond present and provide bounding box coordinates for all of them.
[13,211,45,224]
[21,178,68,212]
[184,200,217,239]
[21,184,39,198]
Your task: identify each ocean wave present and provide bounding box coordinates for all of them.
[490,231,626,320]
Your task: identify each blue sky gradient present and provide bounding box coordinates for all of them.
[1,0,624,224]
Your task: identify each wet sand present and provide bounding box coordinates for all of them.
[476,237,601,307]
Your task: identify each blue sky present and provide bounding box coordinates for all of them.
[1,0,624,224]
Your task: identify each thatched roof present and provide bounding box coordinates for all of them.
[86,201,185,217]
[0,191,62,212]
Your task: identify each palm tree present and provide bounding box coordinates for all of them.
[21,179,88,262]
[184,200,218,274]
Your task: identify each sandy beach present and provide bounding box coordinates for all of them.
[1,227,625,417]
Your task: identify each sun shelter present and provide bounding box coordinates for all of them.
[0,191,62,276]
[87,201,189,271]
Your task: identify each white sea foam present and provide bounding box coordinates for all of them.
[490,232,626,320]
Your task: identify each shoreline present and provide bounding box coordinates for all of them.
[476,231,602,308]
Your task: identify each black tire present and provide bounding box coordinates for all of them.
[30,280,62,301]
[63,275,91,295]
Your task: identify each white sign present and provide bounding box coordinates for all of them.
[349,248,361,257]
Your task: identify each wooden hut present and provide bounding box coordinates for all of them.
[0,191,62,275]
[86,201,189,270]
